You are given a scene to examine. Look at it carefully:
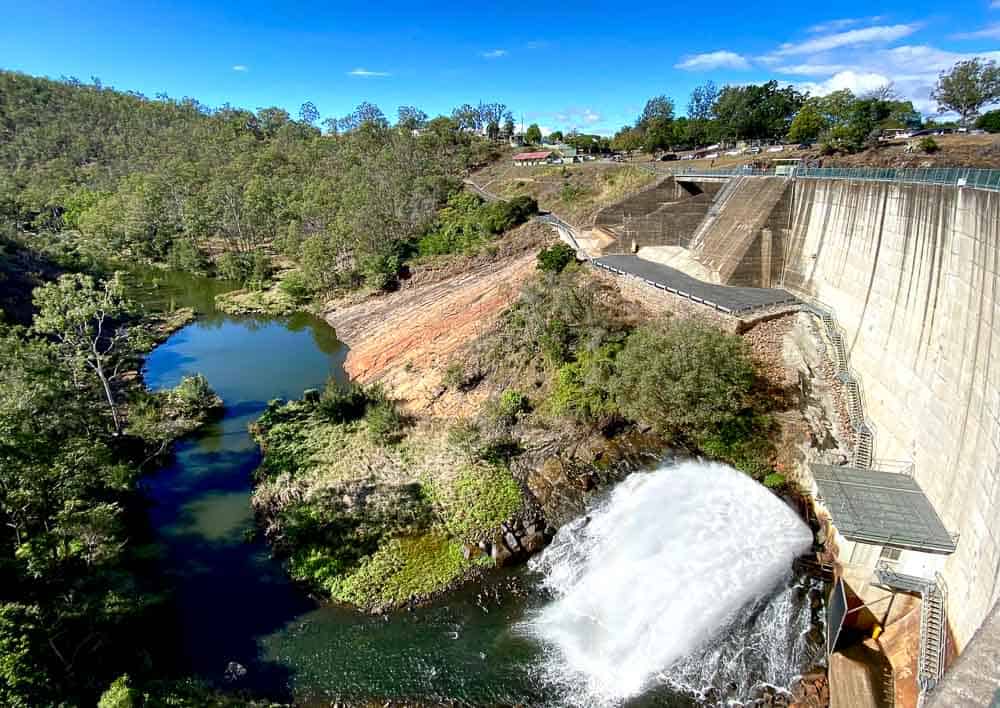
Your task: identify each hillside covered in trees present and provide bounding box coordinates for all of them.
[0,70,506,293]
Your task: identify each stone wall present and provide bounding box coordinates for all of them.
[779,179,1000,649]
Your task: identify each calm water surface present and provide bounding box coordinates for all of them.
[132,270,557,705]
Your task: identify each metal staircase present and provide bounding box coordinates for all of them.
[873,563,948,705]
[810,305,876,468]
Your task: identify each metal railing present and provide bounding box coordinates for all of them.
[657,166,1000,191]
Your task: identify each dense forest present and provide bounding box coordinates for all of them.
[0,70,503,294]
[0,70,511,706]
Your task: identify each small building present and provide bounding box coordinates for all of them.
[512,150,554,166]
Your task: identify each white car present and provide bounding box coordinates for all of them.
[767,145,784,153]
[725,149,741,156]
[704,152,719,159]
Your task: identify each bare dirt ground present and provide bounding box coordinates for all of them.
[323,222,554,416]
[470,156,656,226]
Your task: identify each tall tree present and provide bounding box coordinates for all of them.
[687,81,718,120]
[396,106,428,131]
[638,95,675,129]
[298,101,320,125]
[525,123,542,144]
[932,58,1000,126]
[338,102,389,132]
[31,273,145,436]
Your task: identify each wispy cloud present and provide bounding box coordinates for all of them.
[675,50,750,71]
[806,16,883,34]
[231,64,248,72]
[480,49,508,58]
[348,67,391,77]
[525,40,549,50]
[951,22,1000,39]
[771,23,919,56]
[796,70,894,97]
[774,63,849,76]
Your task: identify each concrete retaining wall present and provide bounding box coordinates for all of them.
[594,176,720,253]
[780,179,1000,649]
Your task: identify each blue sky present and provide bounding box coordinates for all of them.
[2,1,998,135]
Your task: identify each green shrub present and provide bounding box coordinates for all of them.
[278,270,312,301]
[216,251,272,288]
[169,373,219,416]
[417,192,537,256]
[536,242,576,273]
[363,384,405,444]
[763,472,787,489]
[166,239,209,274]
[551,343,622,424]
[611,319,771,472]
[918,136,940,153]
[98,675,137,708]
[559,183,588,203]
[442,361,467,389]
[976,110,1000,133]
[319,380,369,422]
[495,389,529,423]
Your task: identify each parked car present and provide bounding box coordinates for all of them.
[797,142,814,149]
[748,146,762,155]
[704,152,719,159]
[680,154,695,160]
[767,145,785,152]
[725,149,741,156]
[660,153,679,161]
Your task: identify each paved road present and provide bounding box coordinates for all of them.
[594,255,798,314]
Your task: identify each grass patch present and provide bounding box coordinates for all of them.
[214,284,299,316]
[324,533,481,607]
[428,464,523,540]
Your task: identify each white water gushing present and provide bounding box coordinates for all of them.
[523,461,818,706]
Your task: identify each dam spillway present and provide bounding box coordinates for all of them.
[523,461,817,706]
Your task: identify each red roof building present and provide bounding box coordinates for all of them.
[512,150,554,165]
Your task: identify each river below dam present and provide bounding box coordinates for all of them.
[132,269,824,706]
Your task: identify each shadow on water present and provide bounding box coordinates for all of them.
[133,269,348,698]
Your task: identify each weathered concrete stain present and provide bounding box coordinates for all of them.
[780,179,1000,650]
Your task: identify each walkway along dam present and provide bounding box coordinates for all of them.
[551,167,1000,703]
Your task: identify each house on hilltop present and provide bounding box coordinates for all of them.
[512,150,554,166]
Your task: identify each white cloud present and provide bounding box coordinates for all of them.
[675,50,751,71]
[772,23,919,56]
[796,69,894,96]
[231,64,248,72]
[774,63,850,76]
[806,16,883,34]
[347,68,391,77]
[481,49,508,58]
[951,23,1000,39]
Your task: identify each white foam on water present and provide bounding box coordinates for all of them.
[523,461,815,705]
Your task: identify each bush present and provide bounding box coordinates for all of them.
[363,384,405,444]
[495,389,529,423]
[318,380,369,422]
[918,136,940,153]
[536,242,576,273]
[551,343,622,424]
[166,239,209,274]
[216,251,272,288]
[169,373,219,416]
[98,675,137,708]
[611,321,756,447]
[441,361,467,390]
[278,270,312,302]
[417,192,537,256]
[976,110,1000,133]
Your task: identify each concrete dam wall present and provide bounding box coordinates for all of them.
[779,179,1000,649]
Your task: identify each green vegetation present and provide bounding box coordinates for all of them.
[468,271,776,474]
[536,242,576,273]
[0,272,222,706]
[525,123,542,144]
[918,137,941,154]
[977,109,1000,133]
[250,395,524,610]
[0,70,501,297]
[417,192,537,256]
[932,58,1000,127]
